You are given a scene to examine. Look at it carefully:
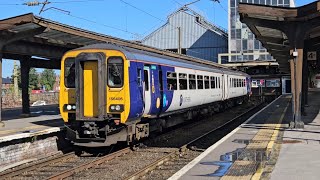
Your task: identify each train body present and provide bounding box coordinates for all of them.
[59,44,251,146]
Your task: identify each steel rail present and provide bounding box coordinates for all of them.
[124,103,263,180]
[47,147,132,180]
[0,152,75,179]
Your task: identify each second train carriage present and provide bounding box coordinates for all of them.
[60,43,251,146]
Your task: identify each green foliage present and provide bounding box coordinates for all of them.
[29,68,40,90]
[40,69,56,91]
[12,65,40,90]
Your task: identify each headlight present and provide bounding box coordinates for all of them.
[64,104,76,111]
[109,104,124,112]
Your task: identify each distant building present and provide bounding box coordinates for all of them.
[228,0,295,62]
[141,7,228,62]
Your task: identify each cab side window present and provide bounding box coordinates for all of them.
[107,57,124,88]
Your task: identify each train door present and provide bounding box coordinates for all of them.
[143,66,151,115]
[223,74,229,100]
[75,52,106,120]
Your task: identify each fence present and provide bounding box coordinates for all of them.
[2,92,59,108]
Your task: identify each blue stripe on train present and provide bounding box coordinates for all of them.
[128,61,174,119]
[128,61,144,119]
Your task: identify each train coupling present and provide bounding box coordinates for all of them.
[82,122,99,136]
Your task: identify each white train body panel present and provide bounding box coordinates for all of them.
[165,67,246,113]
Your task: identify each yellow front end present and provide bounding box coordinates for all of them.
[59,49,131,144]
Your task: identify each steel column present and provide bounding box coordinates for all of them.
[20,58,30,115]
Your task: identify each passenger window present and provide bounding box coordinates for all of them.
[64,58,75,88]
[197,75,203,89]
[108,57,124,88]
[234,78,237,88]
[218,77,220,88]
[179,73,188,90]
[189,74,196,90]
[204,76,210,89]
[137,68,142,86]
[167,72,177,90]
[211,76,216,89]
[144,70,149,91]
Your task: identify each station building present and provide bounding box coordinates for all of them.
[228,0,295,62]
[141,7,228,63]
[223,0,296,98]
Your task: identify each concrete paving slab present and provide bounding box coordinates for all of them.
[0,105,63,142]
[169,95,291,180]
[270,90,320,180]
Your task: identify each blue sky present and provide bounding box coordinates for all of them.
[0,0,313,77]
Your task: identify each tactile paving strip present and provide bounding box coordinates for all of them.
[221,95,291,180]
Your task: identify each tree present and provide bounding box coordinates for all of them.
[40,69,56,91]
[12,65,39,90]
[29,68,40,90]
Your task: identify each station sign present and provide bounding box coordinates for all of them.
[307,51,317,60]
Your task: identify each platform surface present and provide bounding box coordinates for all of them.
[169,90,320,180]
[0,105,63,143]
[270,89,320,180]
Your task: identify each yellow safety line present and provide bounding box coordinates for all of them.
[251,101,290,180]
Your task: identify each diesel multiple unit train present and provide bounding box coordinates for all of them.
[59,44,251,146]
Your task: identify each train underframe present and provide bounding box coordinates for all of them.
[65,95,249,147]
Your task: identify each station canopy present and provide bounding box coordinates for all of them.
[239,1,320,73]
[0,13,227,69]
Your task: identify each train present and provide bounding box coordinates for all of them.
[59,43,251,146]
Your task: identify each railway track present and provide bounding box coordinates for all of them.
[0,147,129,180]
[0,101,263,180]
[124,103,264,180]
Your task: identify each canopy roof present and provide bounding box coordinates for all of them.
[239,1,320,73]
[0,13,228,69]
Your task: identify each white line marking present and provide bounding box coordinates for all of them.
[168,95,284,180]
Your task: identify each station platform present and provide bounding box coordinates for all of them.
[0,105,64,143]
[169,89,320,180]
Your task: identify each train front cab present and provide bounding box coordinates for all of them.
[60,49,132,146]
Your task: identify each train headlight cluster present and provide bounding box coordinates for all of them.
[110,104,124,112]
[64,104,76,111]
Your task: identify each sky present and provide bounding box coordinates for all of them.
[0,0,314,77]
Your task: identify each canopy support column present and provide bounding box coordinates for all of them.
[20,58,31,115]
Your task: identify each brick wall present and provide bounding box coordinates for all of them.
[2,92,59,108]
[0,132,69,170]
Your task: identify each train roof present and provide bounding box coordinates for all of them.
[75,43,249,76]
